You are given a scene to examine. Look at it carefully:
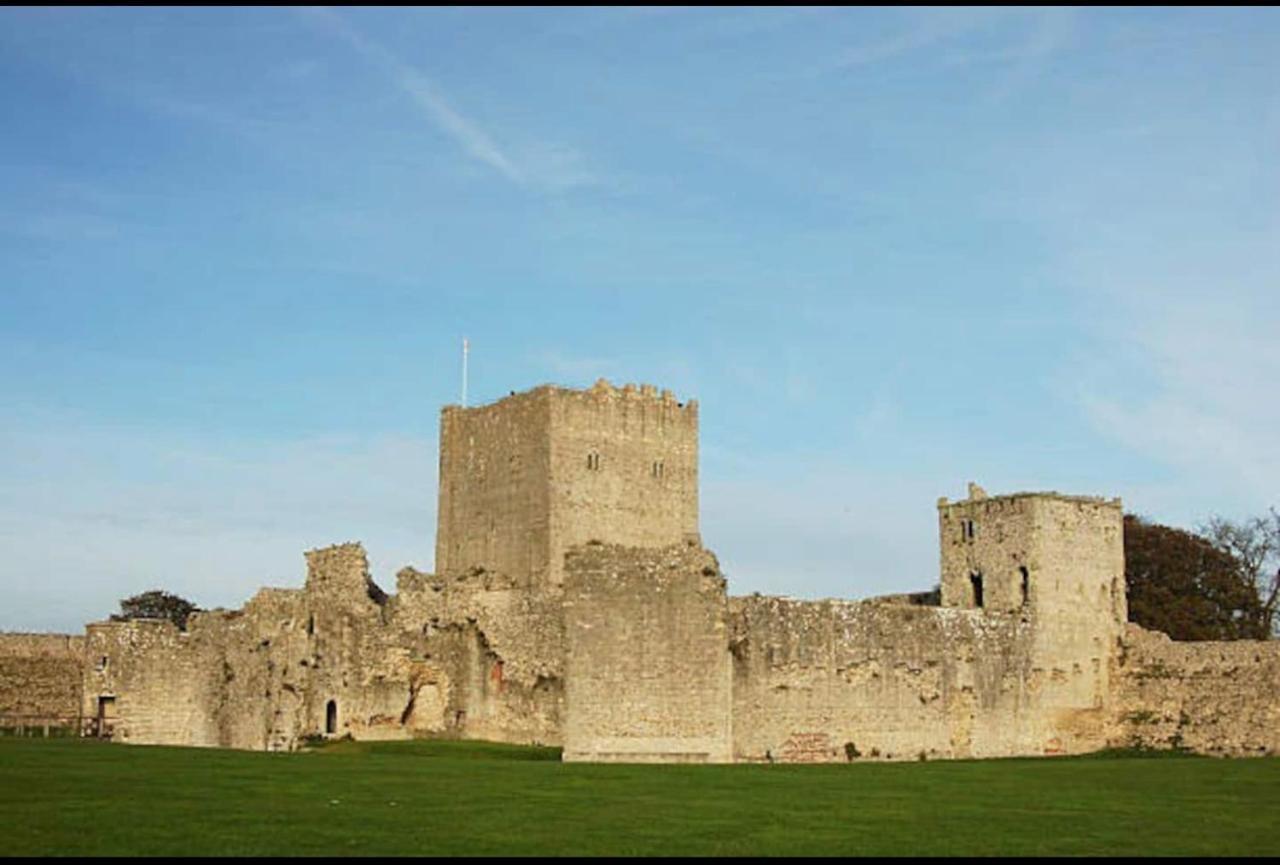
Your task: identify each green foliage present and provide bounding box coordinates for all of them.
[1,739,1277,856]
[1123,515,1267,640]
[111,590,200,631]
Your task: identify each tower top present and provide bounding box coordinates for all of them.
[441,381,697,415]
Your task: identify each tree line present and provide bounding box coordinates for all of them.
[1125,509,1279,640]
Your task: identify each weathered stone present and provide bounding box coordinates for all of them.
[2,381,1276,761]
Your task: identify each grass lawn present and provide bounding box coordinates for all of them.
[1,738,1276,856]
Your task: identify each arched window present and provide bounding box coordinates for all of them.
[325,699,337,735]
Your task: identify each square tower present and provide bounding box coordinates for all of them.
[937,483,1128,721]
[435,379,699,587]
[937,482,1127,628]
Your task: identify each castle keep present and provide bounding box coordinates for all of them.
[2,380,1278,761]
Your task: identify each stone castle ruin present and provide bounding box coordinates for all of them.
[2,380,1278,761]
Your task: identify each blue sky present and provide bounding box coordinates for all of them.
[2,7,1278,631]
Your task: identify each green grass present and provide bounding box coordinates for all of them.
[1,738,1276,856]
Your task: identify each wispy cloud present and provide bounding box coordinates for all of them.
[299,7,523,184]
[822,7,1073,103]
[1064,231,1280,521]
[827,8,997,70]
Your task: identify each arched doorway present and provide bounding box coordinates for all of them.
[325,699,337,735]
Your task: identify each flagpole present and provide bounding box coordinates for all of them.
[461,337,469,408]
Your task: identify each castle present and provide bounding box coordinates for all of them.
[1,379,1277,761]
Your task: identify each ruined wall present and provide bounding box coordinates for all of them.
[82,544,439,750]
[563,542,731,763]
[728,593,1139,763]
[32,371,1277,764]
[548,380,699,588]
[83,618,219,745]
[436,389,552,586]
[729,598,1052,762]
[1112,624,1280,756]
[82,541,566,752]
[0,633,85,730]
[391,566,565,747]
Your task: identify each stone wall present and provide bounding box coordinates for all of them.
[563,542,731,763]
[82,543,416,750]
[937,487,1125,743]
[729,598,1046,762]
[0,633,85,730]
[548,380,699,588]
[9,378,1273,764]
[80,542,568,751]
[436,389,553,586]
[436,382,699,591]
[392,565,565,746]
[1113,624,1280,756]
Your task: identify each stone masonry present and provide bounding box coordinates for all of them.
[3,380,1277,760]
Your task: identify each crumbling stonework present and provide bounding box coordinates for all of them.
[0,633,85,732]
[7,381,1275,761]
[81,543,566,750]
[1111,624,1280,755]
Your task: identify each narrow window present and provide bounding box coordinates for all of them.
[652,460,664,478]
[970,572,984,608]
[1019,567,1030,607]
[587,452,600,471]
[325,699,337,735]
[307,615,315,636]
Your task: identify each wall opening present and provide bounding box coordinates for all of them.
[307,615,315,636]
[96,696,116,738]
[970,572,984,608]
[325,699,337,735]
[1019,567,1030,607]
[587,452,600,471]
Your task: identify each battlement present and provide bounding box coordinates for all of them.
[937,481,1126,647]
[937,482,1122,511]
[442,380,698,416]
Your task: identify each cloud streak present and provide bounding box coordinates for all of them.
[300,7,523,184]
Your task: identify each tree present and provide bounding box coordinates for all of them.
[1123,514,1266,641]
[112,590,201,631]
[1199,508,1280,638]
